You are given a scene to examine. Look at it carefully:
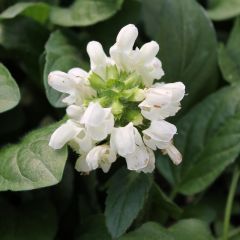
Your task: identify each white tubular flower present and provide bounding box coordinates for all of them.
[139,82,185,120]
[87,41,112,79]
[69,127,95,154]
[75,154,91,173]
[49,119,94,154]
[110,25,164,86]
[110,24,138,71]
[136,148,155,173]
[143,120,182,165]
[48,68,95,105]
[49,120,81,150]
[75,145,116,173]
[110,122,149,171]
[81,102,114,141]
[143,120,177,150]
[66,105,85,121]
[110,122,135,156]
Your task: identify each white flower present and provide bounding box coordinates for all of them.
[110,24,138,71]
[87,41,112,79]
[49,119,94,153]
[136,148,156,173]
[48,24,184,174]
[75,145,117,173]
[48,68,95,105]
[110,24,164,86]
[110,122,149,171]
[139,82,185,120]
[49,120,80,150]
[66,104,85,121]
[143,120,182,165]
[81,102,114,141]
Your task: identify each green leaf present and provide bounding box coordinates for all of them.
[44,31,83,107]
[150,183,182,219]
[218,18,240,84]
[50,0,124,27]
[183,203,217,224]
[0,63,20,113]
[0,17,49,84]
[207,0,240,21]
[0,121,68,191]
[120,220,213,240]
[0,2,50,23]
[142,0,218,112]
[169,219,214,240]
[0,199,57,240]
[119,222,173,240]
[76,214,111,240]
[158,86,240,195]
[105,168,153,238]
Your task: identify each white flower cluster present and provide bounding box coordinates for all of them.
[48,24,185,174]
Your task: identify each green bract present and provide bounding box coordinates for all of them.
[87,65,145,126]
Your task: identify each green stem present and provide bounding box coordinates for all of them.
[222,166,240,240]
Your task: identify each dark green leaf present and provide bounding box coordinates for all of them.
[119,222,173,240]
[0,17,49,84]
[158,86,240,195]
[207,0,240,21]
[169,219,214,240]
[44,30,83,107]
[142,0,218,112]
[105,168,153,238]
[75,214,111,240]
[218,18,240,84]
[0,63,20,113]
[50,0,124,27]
[0,121,68,191]
[0,2,50,23]
[150,183,182,219]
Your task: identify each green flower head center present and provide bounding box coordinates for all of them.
[85,65,145,127]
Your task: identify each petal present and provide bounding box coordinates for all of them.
[75,154,91,173]
[143,120,177,143]
[143,135,157,150]
[162,82,185,102]
[166,144,182,165]
[116,24,138,51]
[138,148,155,173]
[49,120,80,149]
[66,105,85,121]
[81,102,111,127]
[72,128,95,153]
[87,41,107,66]
[48,71,75,93]
[140,107,165,121]
[133,127,144,146]
[110,123,135,156]
[107,147,117,163]
[86,146,102,170]
[139,41,159,63]
[62,94,76,105]
[148,58,164,80]
[125,145,149,171]
[68,68,88,79]
[87,125,108,141]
